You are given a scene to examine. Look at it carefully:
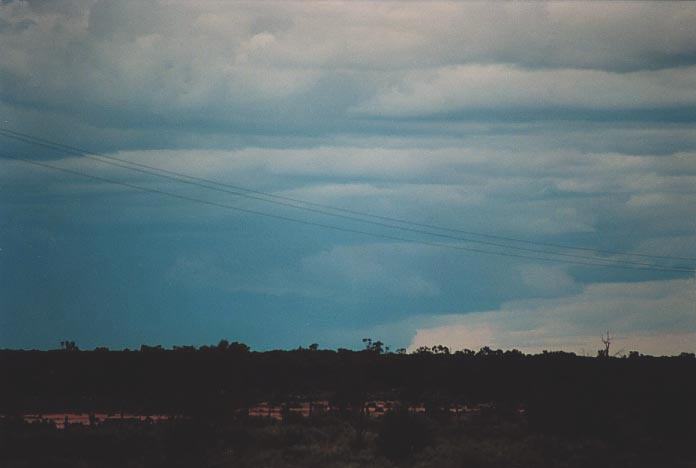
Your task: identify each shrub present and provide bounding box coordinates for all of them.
[377,411,433,461]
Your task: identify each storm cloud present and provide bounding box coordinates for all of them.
[1,1,695,353]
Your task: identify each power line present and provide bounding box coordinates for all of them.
[1,127,694,264]
[0,133,681,270]
[1,127,694,268]
[2,152,693,274]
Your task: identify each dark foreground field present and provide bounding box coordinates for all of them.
[1,344,695,467]
[3,408,695,468]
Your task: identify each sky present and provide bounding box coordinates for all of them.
[1,0,695,355]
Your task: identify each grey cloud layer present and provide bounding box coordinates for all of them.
[2,1,696,134]
[4,142,694,251]
[354,65,696,117]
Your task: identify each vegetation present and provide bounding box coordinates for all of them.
[1,341,695,467]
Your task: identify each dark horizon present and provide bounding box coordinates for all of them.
[5,338,696,359]
[3,335,695,467]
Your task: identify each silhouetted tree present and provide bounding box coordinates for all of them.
[60,341,79,352]
[228,342,250,353]
[362,338,384,354]
[217,339,230,351]
[598,331,613,358]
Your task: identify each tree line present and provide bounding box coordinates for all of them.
[2,339,695,444]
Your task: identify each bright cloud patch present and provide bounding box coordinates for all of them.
[409,277,696,356]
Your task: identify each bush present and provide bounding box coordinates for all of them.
[377,411,433,461]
